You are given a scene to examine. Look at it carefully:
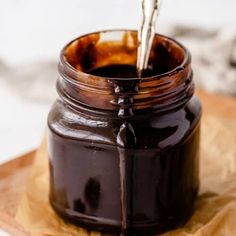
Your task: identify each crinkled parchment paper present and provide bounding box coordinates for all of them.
[16,115,236,236]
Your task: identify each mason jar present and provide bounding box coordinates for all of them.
[48,30,202,235]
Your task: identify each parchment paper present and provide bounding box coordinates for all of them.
[16,115,236,236]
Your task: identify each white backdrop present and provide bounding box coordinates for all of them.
[1,0,236,65]
[0,0,235,164]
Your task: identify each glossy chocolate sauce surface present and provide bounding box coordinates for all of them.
[48,98,201,235]
[48,31,201,235]
[88,64,159,78]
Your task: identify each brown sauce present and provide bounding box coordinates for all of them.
[48,31,201,235]
[48,65,201,235]
[88,64,159,78]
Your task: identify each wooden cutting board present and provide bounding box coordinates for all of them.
[0,150,36,235]
[0,90,235,236]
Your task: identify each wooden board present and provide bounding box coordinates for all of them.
[0,150,36,235]
[0,90,235,236]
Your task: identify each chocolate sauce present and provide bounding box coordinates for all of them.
[88,64,158,78]
[48,100,200,235]
[48,65,201,235]
[48,31,202,235]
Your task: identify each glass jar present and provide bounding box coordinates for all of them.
[48,30,202,235]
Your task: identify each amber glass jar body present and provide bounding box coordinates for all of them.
[48,30,202,235]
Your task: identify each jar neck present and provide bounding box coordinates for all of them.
[57,31,194,117]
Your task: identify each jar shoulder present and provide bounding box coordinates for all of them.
[48,97,202,148]
[133,96,202,148]
[48,99,117,146]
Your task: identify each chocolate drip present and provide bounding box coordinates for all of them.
[116,122,137,235]
[118,148,128,235]
[113,79,138,235]
[117,122,137,148]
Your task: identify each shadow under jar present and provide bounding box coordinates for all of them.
[48,30,202,235]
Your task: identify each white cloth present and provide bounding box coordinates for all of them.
[0,230,10,236]
[167,25,236,95]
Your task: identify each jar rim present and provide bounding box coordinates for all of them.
[60,29,191,83]
[58,30,193,113]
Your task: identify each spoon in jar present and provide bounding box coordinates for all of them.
[137,0,161,77]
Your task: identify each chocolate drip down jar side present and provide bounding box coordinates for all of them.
[47,30,202,235]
